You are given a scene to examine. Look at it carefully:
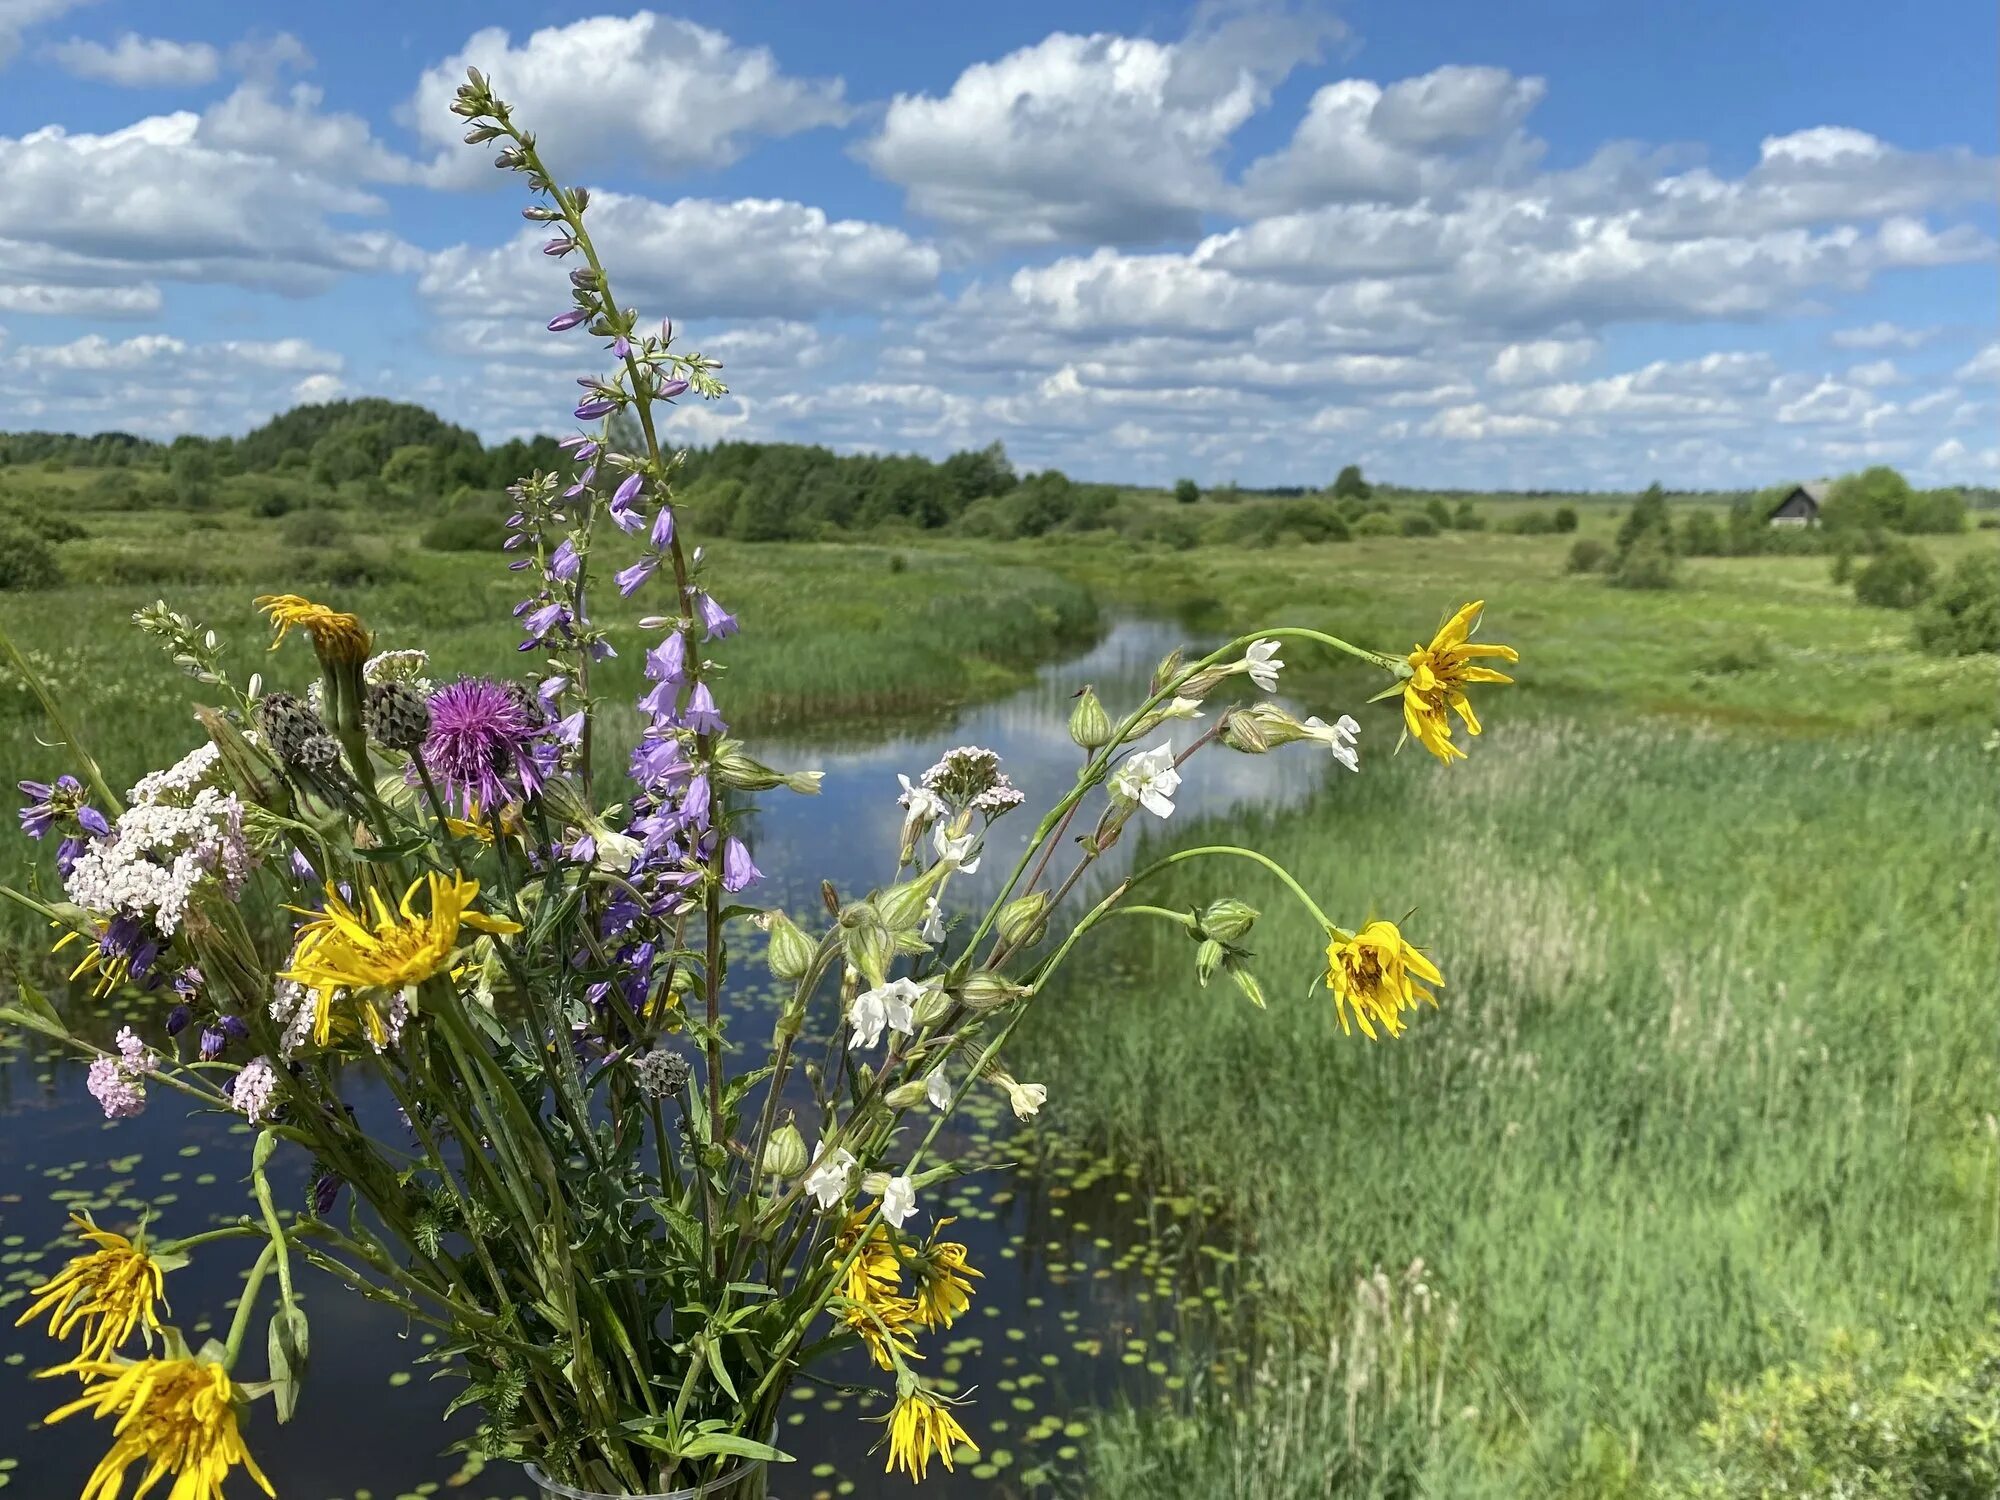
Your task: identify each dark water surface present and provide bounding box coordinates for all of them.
[0,620,1337,1499]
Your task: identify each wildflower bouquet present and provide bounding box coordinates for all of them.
[0,76,1517,1500]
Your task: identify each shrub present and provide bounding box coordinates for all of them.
[1852,541,1935,609]
[1353,511,1399,538]
[422,508,509,552]
[1566,538,1611,573]
[1452,501,1485,532]
[1913,551,2000,655]
[1399,512,1438,537]
[1278,500,1351,544]
[1680,511,1725,556]
[1331,463,1370,499]
[281,510,348,550]
[1609,532,1676,590]
[1173,478,1200,505]
[2,506,86,544]
[0,520,61,590]
[1424,497,1452,529]
[1660,1327,2000,1499]
[1506,509,1556,535]
[1552,505,1579,533]
[1138,513,1200,551]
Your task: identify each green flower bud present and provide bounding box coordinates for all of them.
[839,905,894,989]
[1219,708,1273,754]
[760,909,816,983]
[1228,961,1268,1010]
[911,984,953,1029]
[761,1123,809,1180]
[1068,686,1113,749]
[876,860,948,935]
[884,1078,933,1110]
[716,740,823,795]
[997,891,1052,949]
[958,970,1025,1013]
[195,706,280,810]
[1195,938,1225,986]
[1198,898,1259,944]
[1151,648,1185,696]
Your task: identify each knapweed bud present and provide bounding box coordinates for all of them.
[1198,899,1259,944]
[634,1048,691,1099]
[760,909,816,983]
[293,734,342,774]
[1068,687,1112,750]
[762,1122,809,1180]
[259,692,325,766]
[1195,938,1225,986]
[365,680,431,753]
[957,970,1025,1014]
[998,891,1052,949]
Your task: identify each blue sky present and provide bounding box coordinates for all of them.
[0,0,1992,489]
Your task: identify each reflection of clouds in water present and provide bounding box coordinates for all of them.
[753,619,1337,908]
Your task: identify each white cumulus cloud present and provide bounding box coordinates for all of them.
[49,32,219,87]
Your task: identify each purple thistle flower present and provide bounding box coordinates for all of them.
[650,505,675,550]
[575,397,617,421]
[684,682,726,735]
[549,537,581,582]
[548,309,589,332]
[615,556,659,597]
[721,837,761,893]
[694,593,738,640]
[421,677,554,814]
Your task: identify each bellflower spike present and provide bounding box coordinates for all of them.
[681,772,711,830]
[611,473,644,509]
[684,683,726,735]
[645,633,687,686]
[549,537,581,582]
[694,593,737,640]
[650,505,676,550]
[721,836,761,893]
[615,556,659,596]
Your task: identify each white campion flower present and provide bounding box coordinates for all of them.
[996,1074,1048,1120]
[933,825,982,873]
[919,896,946,945]
[1301,713,1362,772]
[897,773,946,840]
[1158,696,1205,721]
[879,1174,919,1228]
[1244,639,1283,692]
[1111,744,1181,820]
[848,976,925,1050]
[925,1068,952,1110]
[804,1142,857,1209]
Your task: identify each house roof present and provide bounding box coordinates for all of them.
[1800,480,1831,504]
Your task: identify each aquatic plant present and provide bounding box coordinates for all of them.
[0,74,1517,1499]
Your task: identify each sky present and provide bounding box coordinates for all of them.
[0,0,1994,490]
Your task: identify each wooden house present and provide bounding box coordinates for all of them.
[1768,480,1828,527]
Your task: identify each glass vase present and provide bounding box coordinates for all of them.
[521,1458,767,1500]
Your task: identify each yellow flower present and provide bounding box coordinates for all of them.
[254,593,371,666]
[834,1210,921,1371]
[1402,599,1517,764]
[46,1351,272,1500]
[16,1216,167,1361]
[907,1225,980,1331]
[1324,919,1443,1040]
[442,800,524,845]
[882,1386,978,1482]
[283,872,520,1046]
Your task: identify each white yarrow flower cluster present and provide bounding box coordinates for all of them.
[231,1056,280,1124]
[269,979,318,1058]
[64,787,251,935]
[127,741,223,805]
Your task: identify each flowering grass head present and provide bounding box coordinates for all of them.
[45,1346,272,1500]
[1324,918,1443,1039]
[16,1215,169,1362]
[1402,599,1519,764]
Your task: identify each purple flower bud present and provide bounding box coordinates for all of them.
[682,772,711,830]
[165,1004,192,1037]
[199,1026,227,1062]
[650,505,676,550]
[574,398,616,421]
[615,556,659,597]
[645,632,687,686]
[290,849,318,882]
[549,537,581,582]
[219,1015,250,1042]
[78,805,110,838]
[694,593,738,641]
[658,378,690,400]
[721,837,761,893]
[311,1172,342,1216]
[55,836,84,876]
[569,832,596,863]
[542,237,572,257]
[548,309,589,332]
[612,336,631,360]
[611,473,644,508]
[684,682,727,735]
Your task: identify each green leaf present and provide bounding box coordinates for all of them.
[0,1003,68,1041]
[678,1432,792,1464]
[266,1302,310,1423]
[702,1336,739,1402]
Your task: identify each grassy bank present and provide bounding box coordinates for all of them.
[1024,718,1995,1496]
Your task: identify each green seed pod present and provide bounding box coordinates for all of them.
[761,1122,809,1180]
[1198,898,1259,944]
[958,970,1024,1014]
[1219,709,1273,755]
[911,983,953,1029]
[997,891,1052,949]
[840,905,893,989]
[1195,938,1225,986]
[716,740,823,795]
[1068,686,1112,750]
[884,1078,932,1110]
[761,909,816,983]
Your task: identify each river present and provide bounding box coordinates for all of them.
[0,618,1339,1499]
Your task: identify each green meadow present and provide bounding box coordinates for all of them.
[1,438,1995,1495]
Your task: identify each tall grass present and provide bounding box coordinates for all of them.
[1027,720,1997,1496]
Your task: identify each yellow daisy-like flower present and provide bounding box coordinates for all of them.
[46,1351,273,1500]
[1324,919,1443,1040]
[254,593,371,666]
[1402,599,1518,764]
[15,1216,167,1361]
[907,1225,981,1332]
[283,871,520,1046]
[881,1386,978,1482]
[834,1210,921,1371]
